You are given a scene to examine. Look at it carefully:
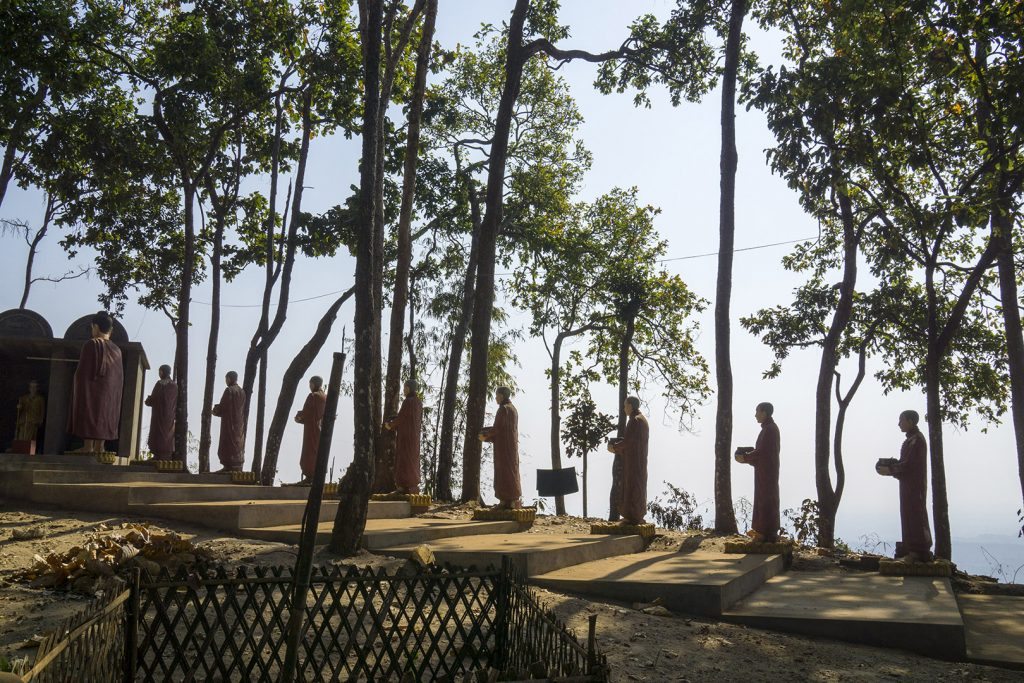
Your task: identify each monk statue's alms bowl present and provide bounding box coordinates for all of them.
[876,457,898,475]
[606,437,623,453]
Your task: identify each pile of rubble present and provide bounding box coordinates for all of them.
[13,522,210,593]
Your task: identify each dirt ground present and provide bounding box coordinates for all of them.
[1,499,1020,681]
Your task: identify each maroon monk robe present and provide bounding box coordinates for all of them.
[213,384,246,468]
[484,400,521,503]
[617,411,650,524]
[893,427,932,557]
[744,416,780,541]
[68,338,123,441]
[393,394,423,493]
[145,379,177,459]
[296,390,327,478]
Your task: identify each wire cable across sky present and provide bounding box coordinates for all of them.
[192,235,816,308]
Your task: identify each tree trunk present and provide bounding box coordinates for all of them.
[582,451,589,518]
[549,332,567,515]
[18,195,55,309]
[833,342,868,509]
[198,217,225,473]
[262,287,354,485]
[330,0,384,556]
[242,93,287,440]
[609,313,635,522]
[924,346,951,560]
[460,0,530,503]
[251,349,268,474]
[376,0,437,493]
[173,181,196,464]
[995,209,1024,537]
[436,180,483,501]
[713,0,746,535]
[813,192,858,549]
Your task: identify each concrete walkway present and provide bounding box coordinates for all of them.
[723,572,965,659]
[240,517,522,550]
[531,550,784,615]
[958,595,1024,669]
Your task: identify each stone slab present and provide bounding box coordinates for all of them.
[377,533,645,577]
[723,572,965,659]
[127,499,411,531]
[531,550,784,616]
[28,482,312,510]
[239,518,520,550]
[959,594,1024,669]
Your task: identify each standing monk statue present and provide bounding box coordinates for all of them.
[610,396,649,525]
[295,375,327,483]
[212,371,246,473]
[144,365,177,460]
[385,379,423,494]
[15,380,45,443]
[736,402,780,542]
[68,311,123,454]
[878,410,934,563]
[480,386,521,509]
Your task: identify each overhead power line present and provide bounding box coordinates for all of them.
[192,235,816,308]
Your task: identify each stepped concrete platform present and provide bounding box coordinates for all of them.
[531,550,784,616]
[959,595,1024,670]
[723,572,965,659]
[26,481,315,510]
[239,518,519,550]
[128,499,411,531]
[378,533,645,577]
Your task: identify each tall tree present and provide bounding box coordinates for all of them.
[376,0,439,493]
[330,0,387,555]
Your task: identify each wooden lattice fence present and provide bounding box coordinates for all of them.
[20,560,607,682]
[19,578,129,683]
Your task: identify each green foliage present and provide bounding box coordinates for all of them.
[585,188,711,426]
[594,1,722,108]
[783,498,820,547]
[561,366,616,462]
[647,482,705,532]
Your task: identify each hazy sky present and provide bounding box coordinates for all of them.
[2,1,1021,571]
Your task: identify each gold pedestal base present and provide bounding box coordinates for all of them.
[95,452,117,465]
[371,492,432,513]
[230,471,258,485]
[323,483,339,499]
[472,507,536,525]
[154,459,185,473]
[878,558,953,577]
[590,522,656,539]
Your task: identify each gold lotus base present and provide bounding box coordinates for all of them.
[371,492,432,513]
[153,459,185,473]
[230,471,258,485]
[724,541,795,555]
[323,483,339,499]
[95,452,117,465]
[472,508,536,525]
[879,558,953,577]
[590,522,656,539]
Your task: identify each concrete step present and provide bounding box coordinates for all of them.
[28,482,311,511]
[722,572,965,659]
[376,533,645,577]
[128,499,411,531]
[530,550,784,616]
[959,594,1024,670]
[32,468,234,486]
[239,518,519,550]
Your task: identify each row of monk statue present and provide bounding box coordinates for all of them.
[24,310,933,564]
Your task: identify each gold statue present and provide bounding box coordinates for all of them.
[16,380,46,442]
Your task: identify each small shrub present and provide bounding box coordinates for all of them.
[783,498,820,547]
[647,482,704,532]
